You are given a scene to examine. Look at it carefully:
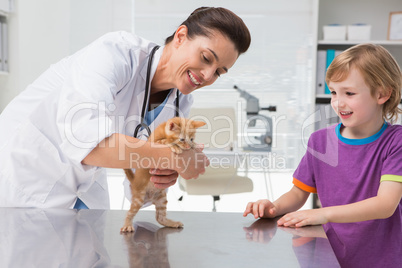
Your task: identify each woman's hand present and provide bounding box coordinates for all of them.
[149,169,178,189]
[175,145,209,180]
[243,199,278,219]
[277,208,329,227]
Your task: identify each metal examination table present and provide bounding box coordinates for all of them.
[0,208,340,267]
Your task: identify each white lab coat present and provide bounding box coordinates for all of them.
[0,32,193,209]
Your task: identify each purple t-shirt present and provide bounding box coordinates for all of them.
[293,123,402,267]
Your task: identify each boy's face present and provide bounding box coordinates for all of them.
[328,67,384,139]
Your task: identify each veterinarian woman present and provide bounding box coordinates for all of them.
[0,7,251,209]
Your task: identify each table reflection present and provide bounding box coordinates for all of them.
[122,222,182,268]
[0,208,110,267]
[243,217,277,243]
[0,209,340,267]
[243,218,340,268]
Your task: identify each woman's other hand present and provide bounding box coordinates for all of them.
[175,145,209,180]
[149,169,178,189]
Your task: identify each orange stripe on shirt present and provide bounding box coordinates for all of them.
[293,178,317,193]
[292,237,315,247]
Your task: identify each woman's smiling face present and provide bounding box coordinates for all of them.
[171,25,239,95]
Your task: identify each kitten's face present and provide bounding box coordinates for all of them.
[165,117,205,149]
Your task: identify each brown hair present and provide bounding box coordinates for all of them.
[326,43,402,122]
[165,7,251,55]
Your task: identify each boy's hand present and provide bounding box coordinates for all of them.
[243,199,278,219]
[277,208,329,227]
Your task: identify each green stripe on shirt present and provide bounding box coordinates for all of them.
[381,174,402,183]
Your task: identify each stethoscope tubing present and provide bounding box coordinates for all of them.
[133,45,180,138]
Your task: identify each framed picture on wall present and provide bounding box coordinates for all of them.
[388,11,402,40]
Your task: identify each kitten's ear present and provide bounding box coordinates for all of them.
[165,120,179,134]
[191,120,206,129]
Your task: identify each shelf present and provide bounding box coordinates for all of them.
[316,94,331,98]
[315,95,331,104]
[0,71,9,76]
[318,40,402,46]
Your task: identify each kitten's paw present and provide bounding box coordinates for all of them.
[170,144,183,154]
[174,221,184,228]
[164,220,184,228]
[120,225,135,233]
[172,147,183,154]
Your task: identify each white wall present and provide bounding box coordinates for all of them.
[69,0,131,53]
[0,0,71,111]
[0,0,131,111]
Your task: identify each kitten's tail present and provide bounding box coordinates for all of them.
[123,169,135,183]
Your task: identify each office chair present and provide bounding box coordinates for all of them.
[178,107,253,211]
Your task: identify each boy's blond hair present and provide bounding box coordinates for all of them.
[326,43,402,123]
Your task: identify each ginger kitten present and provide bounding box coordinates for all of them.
[121,117,205,232]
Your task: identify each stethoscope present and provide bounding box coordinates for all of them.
[133,45,180,138]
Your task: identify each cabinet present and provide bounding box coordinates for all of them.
[315,0,402,104]
[313,0,402,133]
[0,8,9,75]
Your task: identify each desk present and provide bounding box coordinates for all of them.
[0,208,340,267]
